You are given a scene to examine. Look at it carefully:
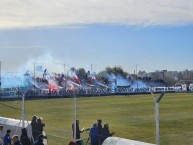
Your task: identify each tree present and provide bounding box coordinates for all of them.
[105,66,128,77]
[96,71,108,84]
[77,68,87,80]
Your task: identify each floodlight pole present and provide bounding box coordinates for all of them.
[73,92,77,142]
[34,62,36,93]
[151,91,165,145]
[155,101,160,145]
[64,63,65,75]
[22,94,25,128]
[64,63,67,96]
[15,93,26,135]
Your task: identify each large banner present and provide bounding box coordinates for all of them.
[0,86,188,99]
[0,89,18,98]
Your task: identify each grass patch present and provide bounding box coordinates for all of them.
[0,93,193,144]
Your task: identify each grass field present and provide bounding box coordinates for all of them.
[1,93,193,145]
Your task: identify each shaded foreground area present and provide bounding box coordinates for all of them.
[0,93,193,145]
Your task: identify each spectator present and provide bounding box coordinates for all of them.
[31,116,38,141]
[0,139,3,145]
[97,119,102,145]
[72,120,84,145]
[35,134,44,145]
[20,128,31,145]
[68,141,77,145]
[101,123,115,144]
[3,129,11,145]
[37,118,45,136]
[12,135,22,145]
[89,123,99,145]
[97,119,102,130]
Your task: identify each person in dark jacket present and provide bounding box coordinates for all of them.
[3,129,11,145]
[35,134,44,145]
[97,119,102,130]
[89,123,99,145]
[101,123,115,144]
[72,120,84,145]
[37,118,45,136]
[20,128,31,145]
[31,116,38,141]
[12,135,22,145]
[97,119,102,145]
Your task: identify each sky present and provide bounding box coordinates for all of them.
[0,0,193,74]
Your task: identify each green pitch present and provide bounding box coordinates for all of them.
[1,93,193,145]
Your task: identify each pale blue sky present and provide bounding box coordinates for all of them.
[0,24,193,73]
[0,0,193,73]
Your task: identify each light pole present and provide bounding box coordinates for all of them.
[54,63,70,97]
[73,91,77,142]
[15,94,26,133]
[151,91,165,145]
[136,64,139,92]
[33,62,36,95]
[21,94,26,128]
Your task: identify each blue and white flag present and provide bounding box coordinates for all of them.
[36,65,43,72]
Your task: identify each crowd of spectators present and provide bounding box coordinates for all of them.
[31,116,45,142]
[0,115,46,145]
[2,129,25,145]
[69,119,115,145]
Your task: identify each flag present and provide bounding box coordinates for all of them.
[36,65,43,72]
[43,69,47,78]
[68,69,80,84]
[24,70,30,76]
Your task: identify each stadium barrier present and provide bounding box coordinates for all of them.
[1,86,192,99]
